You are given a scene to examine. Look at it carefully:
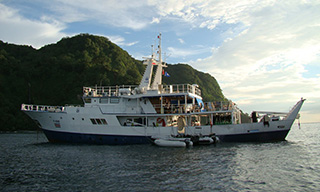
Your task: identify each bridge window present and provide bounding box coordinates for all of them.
[84,98,91,103]
[101,119,107,124]
[96,119,102,124]
[90,119,97,124]
[110,97,120,103]
[90,118,108,125]
[100,98,108,103]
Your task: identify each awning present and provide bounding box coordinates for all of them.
[196,98,204,111]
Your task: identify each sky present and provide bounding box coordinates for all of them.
[1,0,319,123]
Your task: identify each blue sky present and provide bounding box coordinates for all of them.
[1,0,319,123]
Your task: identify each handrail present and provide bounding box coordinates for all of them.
[83,84,202,97]
[159,84,201,96]
[151,101,234,114]
[21,104,66,113]
[83,85,138,97]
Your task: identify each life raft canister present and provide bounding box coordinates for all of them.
[156,118,166,127]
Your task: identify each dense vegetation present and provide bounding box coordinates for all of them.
[0,34,225,131]
[163,64,225,101]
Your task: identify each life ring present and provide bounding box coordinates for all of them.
[157,118,166,127]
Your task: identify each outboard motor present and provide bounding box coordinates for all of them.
[184,138,193,147]
[252,111,257,123]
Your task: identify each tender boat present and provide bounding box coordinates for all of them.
[21,34,305,146]
[154,138,192,148]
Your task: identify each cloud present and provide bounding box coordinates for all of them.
[148,0,275,30]
[0,3,67,48]
[191,0,320,121]
[167,47,195,59]
[151,17,160,24]
[106,35,138,46]
[167,45,211,60]
[178,38,185,44]
[50,0,156,30]
[0,1,150,47]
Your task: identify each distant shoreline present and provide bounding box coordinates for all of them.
[0,130,43,134]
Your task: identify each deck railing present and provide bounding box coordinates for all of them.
[159,84,201,96]
[83,85,138,97]
[21,104,66,113]
[152,101,234,114]
[83,84,201,97]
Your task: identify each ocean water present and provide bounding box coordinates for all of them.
[1,123,319,192]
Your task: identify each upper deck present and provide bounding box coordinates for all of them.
[83,84,202,98]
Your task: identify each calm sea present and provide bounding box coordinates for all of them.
[1,123,319,192]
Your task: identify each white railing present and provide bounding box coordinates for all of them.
[151,101,234,114]
[83,85,138,97]
[83,84,202,97]
[159,84,201,96]
[21,104,66,113]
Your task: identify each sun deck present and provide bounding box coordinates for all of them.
[21,104,67,113]
[82,84,201,98]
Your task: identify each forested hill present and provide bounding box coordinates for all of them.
[0,34,225,131]
[163,64,225,102]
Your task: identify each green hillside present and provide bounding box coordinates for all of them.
[0,34,226,131]
[163,64,225,101]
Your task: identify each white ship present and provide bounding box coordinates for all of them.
[21,34,305,146]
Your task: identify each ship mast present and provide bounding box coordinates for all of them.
[151,33,167,90]
[158,33,162,63]
[139,33,167,92]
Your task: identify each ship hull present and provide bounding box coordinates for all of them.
[23,110,295,145]
[218,129,290,142]
[42,129,152,145]
[41,128,290,144]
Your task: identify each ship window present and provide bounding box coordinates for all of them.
[84,98,91,103]
[133,118,145,126]
[82,118,84,121]
[90,118,97,124]
[110,97,119,103]
[72,117,75,120]
[90,118,107,125]
[101,119,108,124]
[100,98,108,103]
[96,119,102,124]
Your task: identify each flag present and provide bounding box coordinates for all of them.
[164,71,170,77]
[152,62,156,65]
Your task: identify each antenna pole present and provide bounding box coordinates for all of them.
[151,45,154,58]
[158,33,162,63]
